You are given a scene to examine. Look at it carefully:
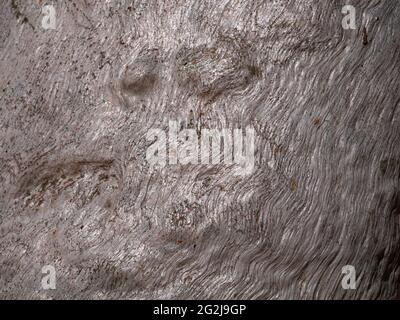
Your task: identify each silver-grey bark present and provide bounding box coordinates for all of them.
[0,0,399,299]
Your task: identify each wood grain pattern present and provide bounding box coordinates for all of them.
[0,0,399,299]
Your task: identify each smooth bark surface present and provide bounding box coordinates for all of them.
[0,0,399,299]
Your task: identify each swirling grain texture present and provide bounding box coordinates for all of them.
[0,0,399,299]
